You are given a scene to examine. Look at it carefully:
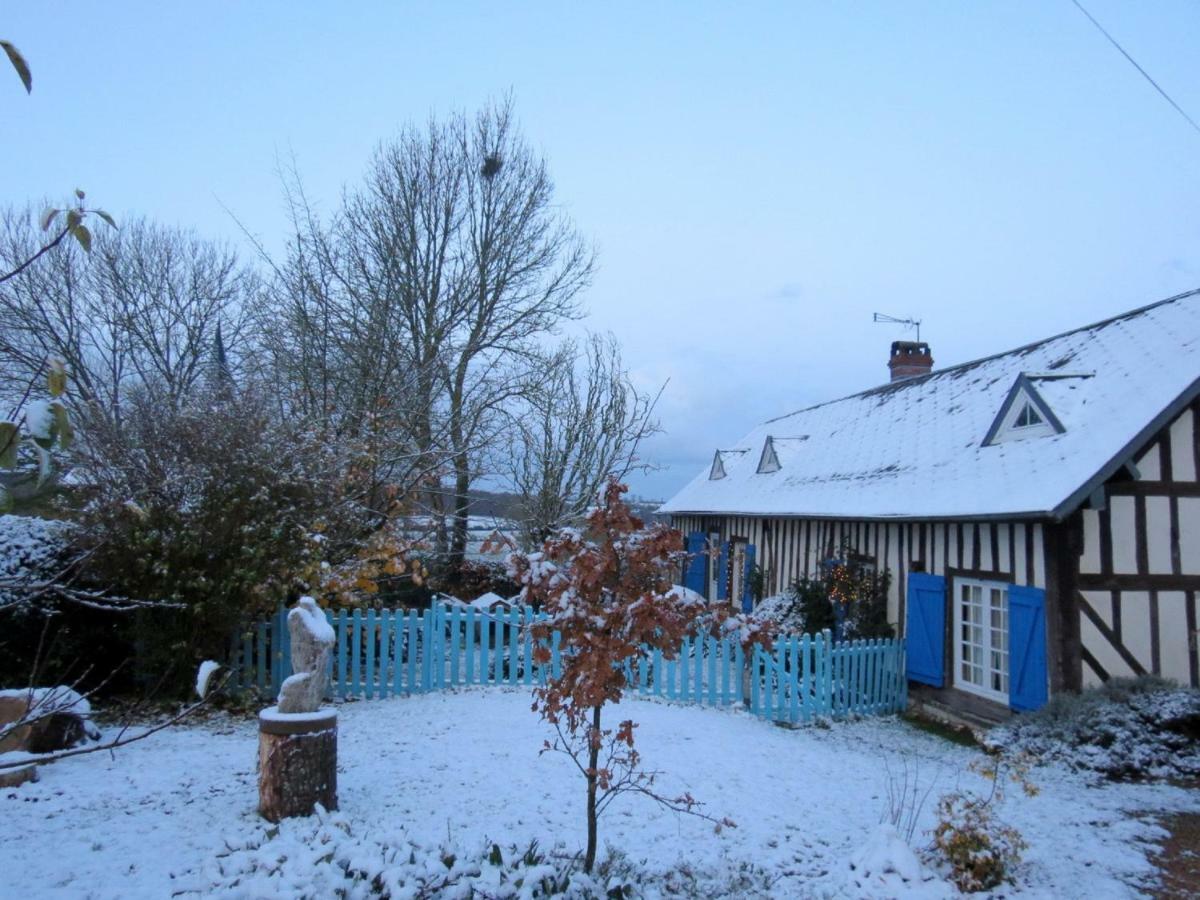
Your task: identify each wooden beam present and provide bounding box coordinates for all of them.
[1078,574,1200,591]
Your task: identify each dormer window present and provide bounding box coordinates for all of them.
[757,436,781,474]
[708,448,750,479]
[709,450,726,480]
[1012,402,1044,429]
[983,375,1066,446]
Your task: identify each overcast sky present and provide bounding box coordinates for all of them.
[4,2,1199,500]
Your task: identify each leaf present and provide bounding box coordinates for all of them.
[47,358,67,397]
[0,421,18,468]
[34,444,52,488]
[66,208,81,230]
[39,207,59,232]
[50,402,72,449]
[72,224,92,253]
[1,41,31,94]
[94,209,117,229]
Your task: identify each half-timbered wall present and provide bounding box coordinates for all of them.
[670,513,1049,637]
[1076,401,1200,688]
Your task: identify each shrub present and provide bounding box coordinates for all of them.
[931,792,1026,892]
[930,756,1034,892]
[75,386,371,692]
[0,513,74,610]
[984,677,1200,779]
[791,576,837,634]
[773,543,894,640]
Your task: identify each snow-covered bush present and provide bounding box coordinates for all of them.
[984,677,1200,780]
[0,513,74,610]
[930,756,1035,892]
[757,545,892,641]
[74,385,372,692]
[931,791,1026,893]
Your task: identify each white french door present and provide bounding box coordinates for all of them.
[953,578,1010,703]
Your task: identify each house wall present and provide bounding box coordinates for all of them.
[1075,401,1200,689]
[670,513,1049,636]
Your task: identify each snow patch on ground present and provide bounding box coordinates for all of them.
[3,689,1196,898]
[847,824,954,898]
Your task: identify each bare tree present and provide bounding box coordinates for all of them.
[443,99,593,563]
[0,209,256,427]
[90,220,256,411]
[506,333,660,547]
[262,99,593,566]
[253,162,450,517]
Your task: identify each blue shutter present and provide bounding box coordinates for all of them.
[716,542,730,602]
[684,532,707,595]
[905,572,946,687]
[741,544,756,613]
[1008,585,1048,712]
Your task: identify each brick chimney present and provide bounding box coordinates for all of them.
[888,340,933,382]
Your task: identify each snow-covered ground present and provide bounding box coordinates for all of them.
[5,689,1196,898]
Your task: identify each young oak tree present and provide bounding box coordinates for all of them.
[509,478,773,873]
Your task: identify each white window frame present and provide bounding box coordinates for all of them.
[952,577,1010,704]
[990,390,1057,443]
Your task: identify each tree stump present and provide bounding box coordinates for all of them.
[257,707,337,822]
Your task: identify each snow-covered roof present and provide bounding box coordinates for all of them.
[660,290,1200,521]
[470,592,513,610]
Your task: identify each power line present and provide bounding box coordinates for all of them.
[1068,0,1200,138]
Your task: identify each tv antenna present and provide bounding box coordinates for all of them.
[873,312,922,342]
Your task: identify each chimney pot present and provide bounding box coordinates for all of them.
[888,340,933,382]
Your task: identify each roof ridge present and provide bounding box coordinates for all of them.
[764,287,1200,425]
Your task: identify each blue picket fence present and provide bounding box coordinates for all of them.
[749,633,908,724]
[230,602,907,724]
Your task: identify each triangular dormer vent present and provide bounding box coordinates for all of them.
[982,375,1066,446]
[709,450,726,480]
[757,436,781,474]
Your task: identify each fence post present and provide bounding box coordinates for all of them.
[239,625,253,694]
[389,609,402,696]
[508,606,520,686]
[365,609,377,699]
[750,646,762,717]
[420,608,433,692]
[405,609,418,692]
[336,609,348,700]
[680,636,691,702]
[380,609,392,698]
[735,642,745,705]
[719,638,730,706]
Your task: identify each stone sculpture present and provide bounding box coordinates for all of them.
[276,596,335,713]
[259,596,338,821]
